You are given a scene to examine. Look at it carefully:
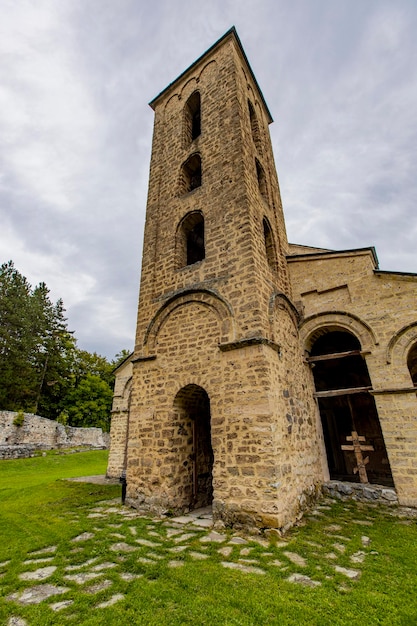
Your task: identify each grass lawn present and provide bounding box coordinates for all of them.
[1,451,417,625]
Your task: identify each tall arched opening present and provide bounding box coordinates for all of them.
[172,385,213,510]
[309,330,393,486]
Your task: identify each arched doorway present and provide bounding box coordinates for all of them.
[172,385,213,510]
[309,330,393,486]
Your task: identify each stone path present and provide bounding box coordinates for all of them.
[3,498,378,624]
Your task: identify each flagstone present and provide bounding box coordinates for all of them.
[96,593,124,608]
[283,551,307,567]
[168,560,184,568]
[50,600,74,611]
[240,548,252,556]
[287,573,321,588]
[200,531,226,543]
[325,552,337,560]
[110,533,126,539]
[189,551,209,560]
[138,557,156,564]
[333,543,346,553]
[0,560,11,568]
[173,533,196,543]
[218,546,233,557]
[129,526,137,535]
[334,565,361,580]
[119,572,143,581]
[170,516,192,524]
[350,551,366,564]
[325,524,342,532]
[169,545,188,553]
[23,558,54,565]
[229,537,247,545]
[271,559,283,567]
[361,536,371,546]
[8,616,28,625]
[19,566,56,581]
[72,532,95,542]
[190,518,212,528]
[110,542,137,553]
[64,572,102,584]
[85,579,113,594]
[91,562,118,571]
[65,558,99,571]
[8,584,69,605]
[166,528,184,538]
[146,552,164,560]
[221,562,265,575]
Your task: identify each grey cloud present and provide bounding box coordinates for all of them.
[1,0,416,358]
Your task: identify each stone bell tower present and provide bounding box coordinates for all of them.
[125,27,324,531]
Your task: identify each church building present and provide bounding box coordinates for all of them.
[107,28,417,531]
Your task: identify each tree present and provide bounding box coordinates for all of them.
[0,260,132,430]
[0,261,76,416]
[64,373,114,432]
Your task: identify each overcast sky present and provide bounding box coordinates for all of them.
[1,0,416,359]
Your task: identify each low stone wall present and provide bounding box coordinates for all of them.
[0,411,109,455]
[0,444,36,460]
[323,480,398,505]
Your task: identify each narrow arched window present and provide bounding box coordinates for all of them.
[263,217,277,272]
[255,159,267,201]
[179,154,202,195]
[407,343,417,386]
[184,91,201,145]
[248,100,262,154]
[176,211,205,268]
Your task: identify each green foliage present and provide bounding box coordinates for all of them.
[64,373,114,432]
[0,260,132,430]
[0,261,76,417]
[12,409,25,427]
[56,409,69,425]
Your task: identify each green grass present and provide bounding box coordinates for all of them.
[1,452,417,625]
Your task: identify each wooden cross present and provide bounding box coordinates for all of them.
[341,431,374,484]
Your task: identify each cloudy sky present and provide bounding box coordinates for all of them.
[1,0,416,359]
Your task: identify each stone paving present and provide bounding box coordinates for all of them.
[3,499,379,624]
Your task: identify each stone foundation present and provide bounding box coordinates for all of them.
[322,480,398,505]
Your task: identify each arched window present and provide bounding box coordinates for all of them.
[184,91,201,145]
[248,100,262,154]
[176,211,205,268]
[179,154,202,195]
[255,158,267,201]
[407,343,417,386]
[263,217,277,272]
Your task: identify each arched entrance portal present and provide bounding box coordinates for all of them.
[172,385,214,510]
[309,331,393,487]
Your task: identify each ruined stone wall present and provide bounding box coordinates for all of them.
[288,250,417,506]
[0,411,109,451]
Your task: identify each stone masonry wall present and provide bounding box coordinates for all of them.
[107,356,133,478]
[288,249,417,506]
[0,411,109,453]
[122,30,325,531]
